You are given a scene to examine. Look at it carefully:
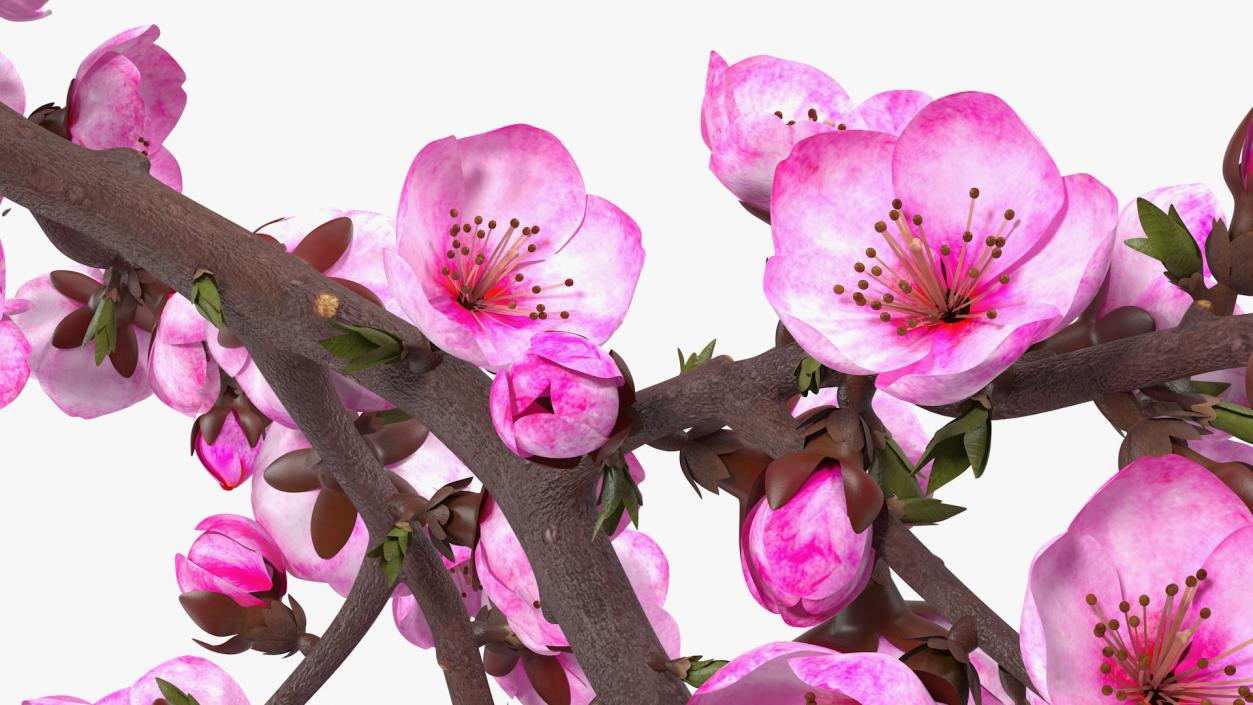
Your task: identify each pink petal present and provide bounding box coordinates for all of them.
[878,303,1058,406]
[998,173,1117,336]
[384,249,491,368]
[392,560,481,650]
[614,529,670,611]
[489,371,522,455]
[0,318,31,408]
[0,0,50,21]
[512,196,644,347]
[0,49,25,114]
[206,333,250,378]
[475,496,563,653]
[788,652,937,705]
[21,699,92,705]
[195,412,262,489]
[700,51,731,151]
[695,642,826,694]
[149,338,216,417]
[125,656,250,705]
[891,92,1065,281]
[1188,524,1253,677]
[147,148,182,192]
[529,332,622,381]
[233,360,295,427]
[1018,536,1058,704]
[195,513,286,571]
[1100,183,1223,326]
[174,553,267,608]
[708,54,854,212]
[69,53,145,151]
[849,90,930,135]
[184,533,272,593]
[395,135,468,287]
[74,26,186,149]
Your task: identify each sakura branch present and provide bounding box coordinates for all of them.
[6,23,1253,705]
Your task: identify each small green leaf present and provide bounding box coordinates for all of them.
[1123,237,1157,257]
[374,409,412,425]
[154,678,195,705]
[319,321,404,373]
[924,440,970,494]
[318,331,376,359]
[963,411,992,478]
[917,404,991,492]
[897,497,967,525]
[1134,198,1203,280]
[191,271,226,329]
[330,320,402,352]
[593,459,643,538]
[795,356,823,396]
[340,345,402,373]
[871,438,921,499]
[82,297,117,366]
[1214,402,1253,443]
[369,525,412,586]
[678,339,718,374]
[684,658,729,688]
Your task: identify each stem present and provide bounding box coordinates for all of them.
[873,511,1036,694]
[245,344,493,705]
[266,561,391,705]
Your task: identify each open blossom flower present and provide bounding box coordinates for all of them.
[11,268,157,418]
[689,642,933,704]
[0,239,32,409]
[253,423,474,596]
[1021,454,1253,704]
[741,460,875,627]
[385,124,645,370]
[766,92,1117,405]
[0,0,50,21]
[490,331,624,460]
[23,656,249,705]
[208,210,398,427]
[701,51,930,214]
[175,514,287,608]
[1101,183,1247,404]
[475,494,678,655]
[67,26,186,190]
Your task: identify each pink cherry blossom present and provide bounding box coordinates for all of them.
[207,210,398,428]
[148,293,218,416]
[689,642,934,705]
[252,424,474,596]
[701,51,931,214]
[11,269,153,418]
[69,26,186,190]
[194,411,262,490]
[0,0,50,21]
[1099,183,1247,405]
[0,239,32,409]
[766,92,1118,406]
[490,331,624,460]
[475,494,679,656]
[175,514,287,608]
[741,462,874,627]
[22,656,249,705]
[1021,454,1253,704]
[385,124,644,370]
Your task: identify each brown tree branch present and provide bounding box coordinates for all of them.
[245,342,493,705]
[0,106,686,705]
[266,560,392,705]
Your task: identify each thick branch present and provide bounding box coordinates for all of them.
[266,561,391,705]
[874,512,1034,693]
[246,343,493,705]
[0,106,687,704]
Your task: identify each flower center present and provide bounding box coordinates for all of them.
[773,107,848,130]
[441,208,574,322]
[832,189,1018,336]
[1086,570,1253,704]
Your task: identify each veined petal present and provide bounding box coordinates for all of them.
[848,89,930,135]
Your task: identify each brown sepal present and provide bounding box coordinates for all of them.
[1091,306,1155,345]
[264,448,322,492]
[179,591,244,637]
[330,277,384,307]
[1119,419,1201,468]
[49,270,102,303]
[679,441,730,496]
[841,465,885,534]
[739,200,771,224]
[292,217,353,273]
[365,418,430,465]
[50,306,94,349]
[763,453,825,510]
[522,652,571,705]
[311,489,359,559]
[1095,392,1144,433]
[483,642,522,677]
[111,324,139,378]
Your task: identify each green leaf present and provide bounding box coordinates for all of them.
[871,437,921,499]
[374,409,412,425]
[330,320,402,352]
[1214,402,1253,443]
[897,497,967,525]
[795,356,823,396]
[963,412,992,478]
[593,459,643,538]
[340,345,402,373]
[154,678,195,705]
[924,440,971,494]
[369,526,412,586]
[678,339,718,374]
[319,331,376,359]
[917,404,991,492]
[684,658,729,688]
[1188,380,1232,396]
[82,297,117,366]
[1123,237,1157,257]
[319,321,404,373]
[1134,198,1203,280]
[191,271,226,329]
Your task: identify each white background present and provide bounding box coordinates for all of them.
[2,0,1250,701]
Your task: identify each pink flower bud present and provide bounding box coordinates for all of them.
[0,0,50,22]
[489,332,624,460]
[193,411,262,490]
[740,463,874,627]
[175,514,287,608]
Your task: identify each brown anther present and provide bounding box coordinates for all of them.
[854,262,866,273]
[450,208,459,217]
[515,274,525,282]
[986,310,998,319]
[891,198,903,209]
[1004,209,1015,220]
[969,187,980,198]
[874,221,888,233]
[531,285,541,294]
[912,214,922,226]
[564,278,574,286]
[865,247,877,257]
[560,311,569,319]
[807,108,818,121]
[833,284,846,294]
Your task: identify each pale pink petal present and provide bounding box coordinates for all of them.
[195,412,262,490]
[74,26,186,149]
[147,148,182,192]
[849,90,930,135]
[321,210,399,313]
[392,559,481,650]
[891,92,1065,281]
[512,196,644,346]
[878,303,1058,405]
[511,412,611,459]
[695,642,825,694]
[206,333,250,378]
[1018,537,1057,704]
[614,529,670,610]
[69,53,145,151]
[395,135,468,286]
[0,50,25,114]
[475,496,563,653]
[1001,174,1118,336]
[708,54,854,212]
[0,319,31,408]
[530,331,623,381]
[700,51,731,151]
[21,698,92,705]
[0,0,50,22]
[195,514,286,571]
[96,690,129,705]
[789,652,936,705]
[126,656,250,705]
[233,360,295,427]
[1189,434,1253,465]
[1188,525,1253,676]
[149,298,215,416]
[174,553,268,608]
